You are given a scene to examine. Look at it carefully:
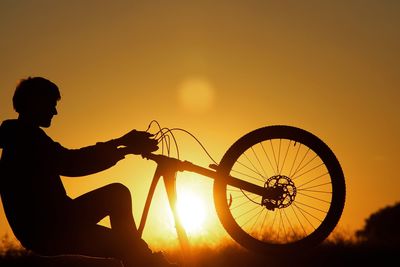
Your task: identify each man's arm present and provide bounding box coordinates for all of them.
[57,130,158,177]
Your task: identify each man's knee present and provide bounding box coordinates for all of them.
[107,183,132,201]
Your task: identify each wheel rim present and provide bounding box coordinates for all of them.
[214,126,345,252]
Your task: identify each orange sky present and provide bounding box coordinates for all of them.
[1,1,399,249]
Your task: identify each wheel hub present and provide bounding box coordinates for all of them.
[262,175,297,211]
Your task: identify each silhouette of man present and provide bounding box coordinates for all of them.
[0,77,176,267]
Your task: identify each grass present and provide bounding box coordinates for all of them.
[0,235,397,267]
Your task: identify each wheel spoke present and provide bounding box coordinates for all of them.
[277,139,282,174]
[251,208,265,232]
[290,148,310,177]
[283,208,296,240]
[261,142,277,176]
[291,204,307,236]
[292,203,318,230]
[289,143,302,178]
[293,162,325,180]
[298,181,332,192]
[231,167,265,183]
[279,140,292,174]
[242,151,266,180]
[295,200,328,214]
[235,204,261,222]
[230,194,260,210]
[296,192,332,204]
[298,188,332,194]
[251,147,268,178]
[270,140,279,174]
[296,172,329,189]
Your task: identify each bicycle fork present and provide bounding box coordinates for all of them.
[138,164,193,267]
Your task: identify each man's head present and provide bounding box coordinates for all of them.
[13,77,61,127]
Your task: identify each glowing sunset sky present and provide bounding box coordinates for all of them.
[0,1,399,248]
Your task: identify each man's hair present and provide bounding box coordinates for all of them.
[13,77,61,114]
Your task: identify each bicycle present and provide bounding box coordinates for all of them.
[137,122,346,257]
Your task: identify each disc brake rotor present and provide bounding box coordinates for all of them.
[262,175,297,211]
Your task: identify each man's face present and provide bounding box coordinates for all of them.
[28,98,58,128]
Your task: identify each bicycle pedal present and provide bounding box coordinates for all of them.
[209,164,219,170]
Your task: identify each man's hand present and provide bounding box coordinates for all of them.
[117,130,158,155]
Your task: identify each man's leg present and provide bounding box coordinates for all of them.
[45,183,176,266]
[71,183,178,266]
[50,224,138,260]
[72,183,141,239]
[71,183,151,252]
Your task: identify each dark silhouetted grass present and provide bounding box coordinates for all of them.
[0,236,397,267]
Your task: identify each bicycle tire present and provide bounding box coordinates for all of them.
[213,125,345,253]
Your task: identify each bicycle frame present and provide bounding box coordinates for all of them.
[136,153,271,264]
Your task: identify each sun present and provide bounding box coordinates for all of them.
[178,77,215,113]
[176,190,206,234]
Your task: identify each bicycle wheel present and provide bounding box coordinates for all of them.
[213,125,345,253]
